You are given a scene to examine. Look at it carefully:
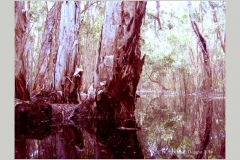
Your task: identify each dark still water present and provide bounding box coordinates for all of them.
[15,93,225,159]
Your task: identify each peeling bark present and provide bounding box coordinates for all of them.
[15,1,30,101]
[32,2,82,103]
[94,1,147,118]
[54,1,82,103]
[33,3,59,92]
[15,72,30,101]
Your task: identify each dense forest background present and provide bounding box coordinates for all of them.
[15,1,225,101]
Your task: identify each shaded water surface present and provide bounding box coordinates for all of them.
[135,93,225,159]
[15,93,225,159]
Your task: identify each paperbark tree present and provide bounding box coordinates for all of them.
[32,3,58,93]
[54,1,81,103]
[15,1,31,101]
[94,1,147,118]
[33,1,82,103]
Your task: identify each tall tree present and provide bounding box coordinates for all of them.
[15,1,30,101]
[32,3,58,93]
[188,1,212,91]
[94,1,147,118]
[33,1,82,103]
[54,1,81,103]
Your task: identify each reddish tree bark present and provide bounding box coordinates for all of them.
[15,1,30,101]
[33,3,59,93]
[94,1,147,118]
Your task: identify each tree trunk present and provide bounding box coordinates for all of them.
[32,2,82,103]
[196,100,213,159]
[188,2,212,91]
[156,1,162,29]
[32,3,59,93]
[15,1,30,101]
[54,1,82,103]
[94,1,147,118]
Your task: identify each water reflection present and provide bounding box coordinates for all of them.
[15,118,143,159]
[15,93,225,159]
[135,92,225,159]
[95,119,143,159]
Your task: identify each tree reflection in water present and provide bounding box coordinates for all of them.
[95,119,143,159]
[15,93,225,159]
[135,92,225,159]
[15,117,143,158]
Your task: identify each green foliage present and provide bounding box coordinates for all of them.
[79,1,105,46]
[25,1,225,94]
[167,34,178,45]
[139,1,225,92]
[30,1,48,23]
[182,137,191,149]
[161,133,172,141]
[181,13,188,23]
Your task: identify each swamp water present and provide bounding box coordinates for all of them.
[15,93,225,159]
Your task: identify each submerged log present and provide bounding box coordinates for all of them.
[15,99,52,140]
[15,96,97,126]
[15,99,52,123]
